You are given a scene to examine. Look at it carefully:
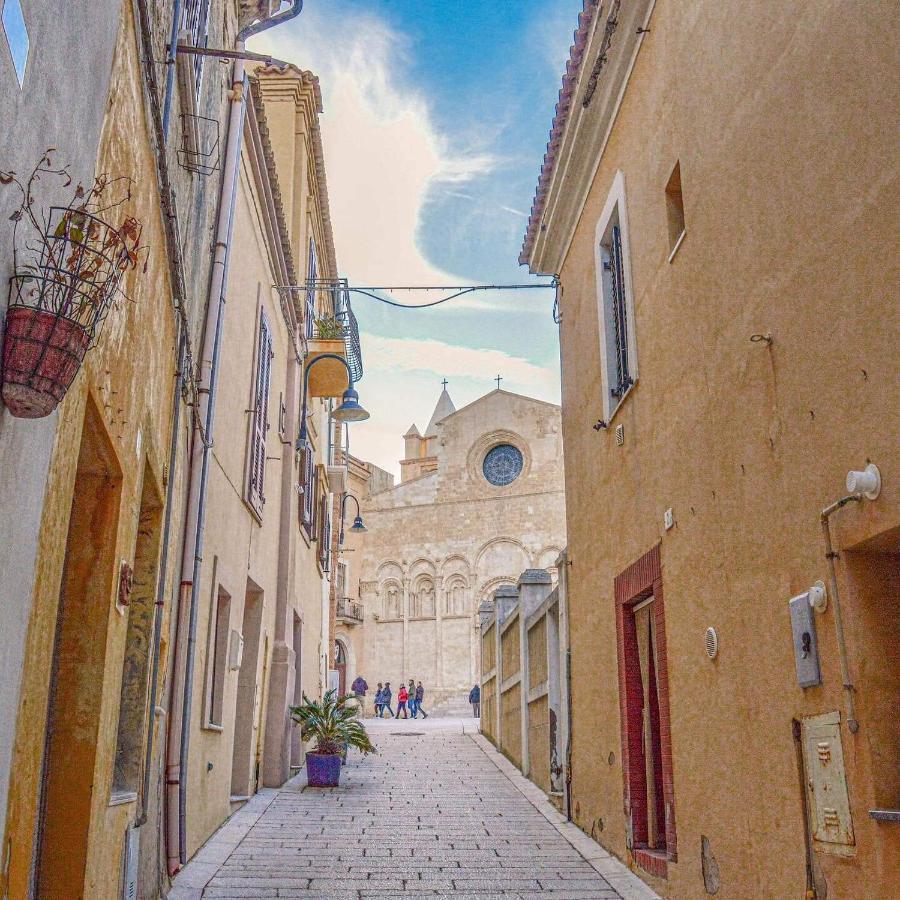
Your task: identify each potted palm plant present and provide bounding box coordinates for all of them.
[290,689,375,787]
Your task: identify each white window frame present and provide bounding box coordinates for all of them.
[594,170,639,423]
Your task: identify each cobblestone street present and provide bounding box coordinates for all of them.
[172,718,656,899]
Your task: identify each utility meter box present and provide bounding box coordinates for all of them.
[789,591,821,688]
[802,711,855,854]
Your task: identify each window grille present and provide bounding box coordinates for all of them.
[182,0,210,94]
[247,309,272,515]
[606,223,632,398]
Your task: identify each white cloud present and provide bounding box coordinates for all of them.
[255,7,492,297]
[362,334,552,389]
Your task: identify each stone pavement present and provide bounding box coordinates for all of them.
[170,717,658,900]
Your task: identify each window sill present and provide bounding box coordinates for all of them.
[667,230,686,263]
[606,380,637,427]
[633,846,668,879]
[108,791,138,808]
[202,722,224,734]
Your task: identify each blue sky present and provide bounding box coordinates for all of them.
[255,1,577,474]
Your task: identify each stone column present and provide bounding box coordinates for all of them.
[434,575,444,689]
[517,569,553,779]
[401,577,410,680]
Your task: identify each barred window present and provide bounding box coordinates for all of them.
[595,172,637,420]
[181,0,210,94]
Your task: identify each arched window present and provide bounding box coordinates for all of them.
[334,640,346,665]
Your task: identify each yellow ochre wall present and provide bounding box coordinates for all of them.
[554,1,899,898]
[2,5,181,896]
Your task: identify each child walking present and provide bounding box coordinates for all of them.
[395,683,409,719]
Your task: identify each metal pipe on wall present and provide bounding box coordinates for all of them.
[820,494,862,734]
[165,1,304,873]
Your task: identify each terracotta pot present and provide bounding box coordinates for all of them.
[305,751,342,787]
[1,307,91,418]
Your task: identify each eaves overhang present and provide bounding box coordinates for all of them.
[521,0,654,276]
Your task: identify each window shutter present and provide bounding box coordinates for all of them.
[248,309,272,515]
[300,445,315,532]
[305,238,317,339]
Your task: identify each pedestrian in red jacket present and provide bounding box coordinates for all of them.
[395,684,409,719]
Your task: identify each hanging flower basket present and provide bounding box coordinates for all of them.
[1,155,144,418]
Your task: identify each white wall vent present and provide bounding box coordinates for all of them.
[121,825,139,900]
[705,627,719,659]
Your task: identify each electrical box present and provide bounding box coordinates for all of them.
[789,591,821,688]
[228,630,244,671]
[802,711,855,853]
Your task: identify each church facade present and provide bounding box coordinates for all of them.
[335,387,566,711]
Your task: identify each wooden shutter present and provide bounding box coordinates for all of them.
[305,238,317,339]
[247,308,272,515]
[318,491,331,571]
[299,445,315,533]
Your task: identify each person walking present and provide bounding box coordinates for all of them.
[373,682,384,718]
[381,682,395,718]
[469,684,481,718]
[351,674,368,712]
[415,681,428,719]
[395,683,409,719]
[407,678,417,717]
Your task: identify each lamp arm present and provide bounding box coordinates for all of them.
[297,353,354,449]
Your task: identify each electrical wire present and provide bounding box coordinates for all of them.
[345,282,556,309]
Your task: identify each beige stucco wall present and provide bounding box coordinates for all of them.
[547,1,899,896]
[349,390,566,708]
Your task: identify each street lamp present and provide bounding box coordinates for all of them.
[296,352,369,452]
[339,493,366,544]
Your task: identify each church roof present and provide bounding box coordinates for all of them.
[424,388,456,436]
[403,423,422,438]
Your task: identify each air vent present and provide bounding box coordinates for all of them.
[705,627,719,659]
[615,424,625,446]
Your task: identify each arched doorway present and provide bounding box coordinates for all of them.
[334,639,347,696]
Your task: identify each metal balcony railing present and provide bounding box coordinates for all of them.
[336,597,363,623]
[308,278,363,384]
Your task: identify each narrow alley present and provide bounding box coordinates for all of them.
[171,718,655,900]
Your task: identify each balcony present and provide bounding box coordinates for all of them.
[336,597,363,625]
[306,281,363,398]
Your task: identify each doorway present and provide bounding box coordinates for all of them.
[34,398,123,897]
[334,639,347,696]
[633,597,665,851]
[230,581,264,797]
[290,613,303,768]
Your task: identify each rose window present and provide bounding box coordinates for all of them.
[482,444,524,486]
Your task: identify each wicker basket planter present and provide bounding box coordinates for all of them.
[0,158,144,418]
[1,306,91,418]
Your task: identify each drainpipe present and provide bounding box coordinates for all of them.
[165,1,304,874]
[820,494,862,734]
[135,331,185,827]
[161,0,185,138]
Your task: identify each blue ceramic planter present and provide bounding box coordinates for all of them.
[305,751,341,787]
